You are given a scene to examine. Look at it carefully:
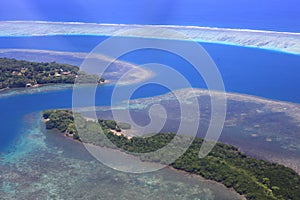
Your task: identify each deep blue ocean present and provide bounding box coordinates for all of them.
[1,35,300,152]
[0,35,299,103]
[1,2,300,199]
[0,0,300,32]
[0,1,299,161]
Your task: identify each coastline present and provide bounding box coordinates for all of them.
[0,83,72,98]
[1,3,300,198]
[114,88,300,174]
[2,85,300,198]
[0,49,155,86]
[44,112,300,199]
[167,166,247,200]
[44,125,248,199]
[1,54,300,197]
[83,140,246,199]
[3,85,299,175]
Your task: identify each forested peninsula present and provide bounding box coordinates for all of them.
[43,110,300,200]
[0,58,104,89]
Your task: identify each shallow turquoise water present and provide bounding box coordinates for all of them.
[0,33,299,199]
[0,0,299,197]
[0,111,244,199]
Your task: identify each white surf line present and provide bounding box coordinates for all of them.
[0,21,300,55]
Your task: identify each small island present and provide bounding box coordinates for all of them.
[0,58,105,89]
[43,110,300,200]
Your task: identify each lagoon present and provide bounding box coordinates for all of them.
[0,34,300,199]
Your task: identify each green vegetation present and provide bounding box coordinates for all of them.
[43,110,300,200]
[43,110,129,141]
[0,58,105,89]
[43,110,81,140]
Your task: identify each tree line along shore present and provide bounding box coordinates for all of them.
[43,109,300,200]
[0,58,104,89]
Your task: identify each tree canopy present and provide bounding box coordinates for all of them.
[43,109,300,200]
[0,58,104,89]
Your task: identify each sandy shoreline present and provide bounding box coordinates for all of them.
[0,49,155,86]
